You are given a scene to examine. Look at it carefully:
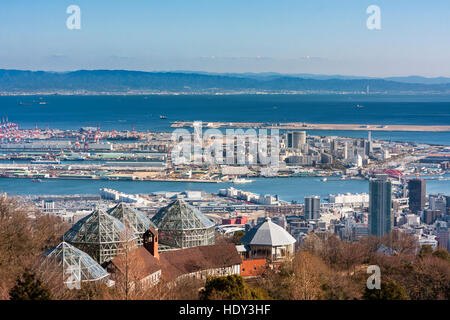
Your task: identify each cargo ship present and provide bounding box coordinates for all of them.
[107,136,140,141]
[31,159,61,164]
[231,178,253,184]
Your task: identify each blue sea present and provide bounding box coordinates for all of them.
[1,94,449,145]
[1,176,449,201]
[0,94,448,197]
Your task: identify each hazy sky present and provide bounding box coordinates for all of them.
[1,0,449,77]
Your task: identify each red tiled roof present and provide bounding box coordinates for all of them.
[159,243,242,281]
[109,247,161,280]
[108,243,242,283]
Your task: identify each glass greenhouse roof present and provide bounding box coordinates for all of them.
[45,242,109,283]
[151,200,215,231]
[64,209,137,245]
[107,203,156,234]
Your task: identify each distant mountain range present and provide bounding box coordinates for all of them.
[173,71,450,84]
[1,69,450,94]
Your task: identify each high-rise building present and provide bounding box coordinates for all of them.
[287,132,293,148]
[369,174,392,237]
[446,196,450,215]
[355,154,363,167]
[408,178,426,213]
[304,196,320,220]
[366,131,373,156]
[330,139,337,155]
[436,221,449,251]
[363,140,372,156]
[296,131,306,146]
[287,131,306,150]
[424,209,442,225]
[429,194,447,213]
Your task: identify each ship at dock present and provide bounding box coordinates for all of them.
[31,159,61,165]
[231,178,253,184]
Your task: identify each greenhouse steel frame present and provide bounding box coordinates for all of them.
[151,200,215,249]
[64,209,138,264]
[107,202,155,246]
[45,242,109,285]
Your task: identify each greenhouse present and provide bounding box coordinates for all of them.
[107,202,156,246]
[64,209,138,265]
[151,200,215,249]
[45,242,109,286]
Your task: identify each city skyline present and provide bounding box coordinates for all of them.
[0,1,449,304]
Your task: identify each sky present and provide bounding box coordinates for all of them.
[1,0,450,77]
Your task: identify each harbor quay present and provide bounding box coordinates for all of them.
[0,121,448,184]
[172,121,450,132]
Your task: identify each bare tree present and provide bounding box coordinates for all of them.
[382,230,419,255]
[290,250,327,300]
[0,196,68,299]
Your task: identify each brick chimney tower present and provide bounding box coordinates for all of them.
[143,228,159,260]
